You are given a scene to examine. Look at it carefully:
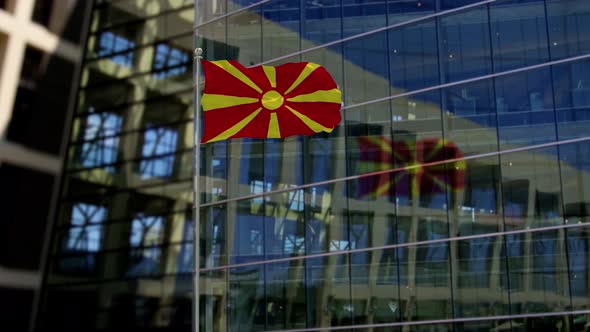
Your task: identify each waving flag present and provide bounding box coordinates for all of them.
[200,60,342,143]
[357,136,466,198]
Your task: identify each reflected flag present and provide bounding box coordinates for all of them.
[200,60,342,143]
[357,136,466,198]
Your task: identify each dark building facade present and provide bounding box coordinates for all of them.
[0,1,92,331]
[37,0,590,331]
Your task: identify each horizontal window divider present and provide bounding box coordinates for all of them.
[92,4,193,36]
[53,206,192,231]
[200,221,590,273]
[50,238,194,259]
[194,0,273,29]
[262,309,590,332]
[69,118,193,146]
[192,51,590,119]
[67,146,192,174]
[193,0,497,65]
[45,270,193,289]
[199,136,590,208]
[89,300,182,319]
[77,87,193,116]
[81,61,192,90]
[85,31,192,63]
[342,53,590,111]
[61,175,193,203]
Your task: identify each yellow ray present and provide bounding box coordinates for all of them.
[423,138,446,161]
[425,173,453,192]
[285,105,333,133]
[207,108,263,143]
[262,66,276,88]
[287,88,341,103]
[391,172,405,185]
[392,141,417,164]
[211,60,263,94]
[267,112,281,138]
[453,159,467,170]
[357,161,394,171]
[201,94,259,111]
[374,181,392,197]
[364,136,393,154]
[411,175,420,198]
[284,62,320,95]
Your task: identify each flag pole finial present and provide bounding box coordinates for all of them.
[193,46,203,332]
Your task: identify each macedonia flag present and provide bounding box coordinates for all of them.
[357,136,466,198]
[200,60,342,143]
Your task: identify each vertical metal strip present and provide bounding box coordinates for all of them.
[193,37,203,332]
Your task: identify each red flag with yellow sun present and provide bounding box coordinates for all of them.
[200,60,342,143]
[357,136,466,198]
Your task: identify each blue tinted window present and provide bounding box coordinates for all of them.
[443,79,497,131]
[152,44,189,79]
[532,233,558,291]
[66,203,106,252]
[547,0,590,60]
[61,203,107,272]
[495,68,556,146]
[440,0,483,9]
[389,20,439,91]
[79,112,122,171]
[263,0,301,61]
[97,31,135,66]
[344,32,389,105]
[553,59,590,140]
[459,236,493,288]
[568,232,588,296]
[440,6,492,82]
[304,0,342,43]
[177,220,194,273]
[342,0,387,37]
[127,214,164,276]
[490,0,549,72]
[388,0,435,25]
[139,126,178,178]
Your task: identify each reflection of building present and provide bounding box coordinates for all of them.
[0,1,91,331]
[36,1,590,332]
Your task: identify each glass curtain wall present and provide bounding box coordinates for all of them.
[194,0,590,331]
[36,0,590,331]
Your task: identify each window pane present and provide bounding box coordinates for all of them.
[389,20,439,93]
[501,147,563,230]
[439,6,492,82]
[495,68,556,148]
[344,31,390,106]
[262,0,300,62]
[342,0,387,37]
[139,126,178,178]
[490,0,549,72]
[553,59,590,140]
[304,0,342,44]
[547,0,590,60]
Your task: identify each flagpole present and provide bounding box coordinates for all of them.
[193,47,203,332]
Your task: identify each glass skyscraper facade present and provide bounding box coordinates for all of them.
[37,0,590,331]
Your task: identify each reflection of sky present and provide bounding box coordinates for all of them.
[140,126,178,178]
[152,44,189,79]
[67,203,107,252]
[229,0,590,166]
[568,235,588,294]
[81,112,122,171]
[98,31,134,66]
